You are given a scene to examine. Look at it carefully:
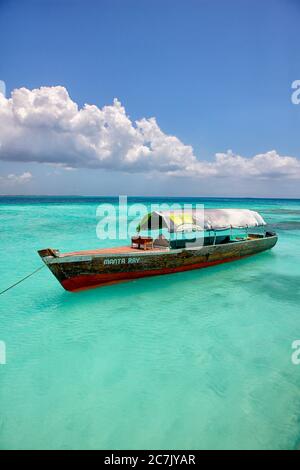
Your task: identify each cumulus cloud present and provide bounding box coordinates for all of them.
[0,86,195,173]
[0,172,33,186]
[169,150,300,179]
[0,86,299,180]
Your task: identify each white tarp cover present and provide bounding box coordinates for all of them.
[137,209,266,232]
[201,209,266,231]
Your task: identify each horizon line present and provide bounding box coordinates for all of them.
[1,195,300,201]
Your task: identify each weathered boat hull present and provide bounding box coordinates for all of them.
[38,234,278,292]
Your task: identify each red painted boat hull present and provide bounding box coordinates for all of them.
[61,255,250,291]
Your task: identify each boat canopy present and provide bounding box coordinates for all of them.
[137,209,267,233]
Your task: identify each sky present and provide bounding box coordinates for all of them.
[0,0,300,197]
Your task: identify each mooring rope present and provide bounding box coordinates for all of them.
[0,265,46,296]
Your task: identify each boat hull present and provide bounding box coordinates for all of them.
[39,235,278,292]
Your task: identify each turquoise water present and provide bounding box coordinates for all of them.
[0,197,300,450]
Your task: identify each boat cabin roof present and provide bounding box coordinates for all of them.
[137,209,266,233]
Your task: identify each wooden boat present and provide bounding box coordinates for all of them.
[38,209,278,292]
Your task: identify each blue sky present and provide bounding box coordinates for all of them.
[0,0,300,196]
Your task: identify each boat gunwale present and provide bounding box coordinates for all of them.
[43,234,278,265]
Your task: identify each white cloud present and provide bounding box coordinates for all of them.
[0,86,299,180]
[169,150,300,179]
[0,172,33,186]
[0,80,6,97]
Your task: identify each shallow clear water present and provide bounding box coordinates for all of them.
[0,197,300,450]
